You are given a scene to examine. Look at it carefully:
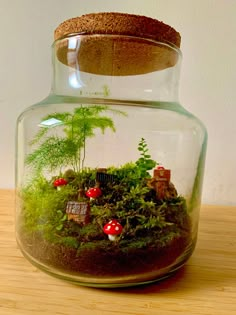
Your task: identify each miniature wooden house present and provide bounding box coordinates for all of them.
[153,168,171,182]
[66,201,90,225]
[152,168,171,200]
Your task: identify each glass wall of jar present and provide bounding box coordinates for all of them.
[16,20,207,287]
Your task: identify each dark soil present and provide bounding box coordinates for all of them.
[19,230,192,278]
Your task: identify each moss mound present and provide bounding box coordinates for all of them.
[18,163,192,278]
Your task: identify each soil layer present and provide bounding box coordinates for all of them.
[19,231,192,278]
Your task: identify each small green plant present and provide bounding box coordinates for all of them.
[135,138,157,177]
[26,105,126,174]
[55,210,67,231]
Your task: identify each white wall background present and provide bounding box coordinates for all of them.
[0,0,235,205]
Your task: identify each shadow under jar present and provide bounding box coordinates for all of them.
[16,12,207,288]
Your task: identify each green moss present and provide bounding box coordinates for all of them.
[120,238,149,250]
[19,176,77,239]
[58,236,79,249]
[77,240,111,254]
[18,168,190,256]
[79,223,103,241]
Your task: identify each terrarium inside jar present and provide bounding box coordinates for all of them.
[16,13,207,287]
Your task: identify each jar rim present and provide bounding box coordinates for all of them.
[53,32,182,54]
[53,33,182,76]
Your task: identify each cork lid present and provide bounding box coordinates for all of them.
[54,12,181,75]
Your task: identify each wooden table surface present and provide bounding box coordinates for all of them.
[0,189,235,315]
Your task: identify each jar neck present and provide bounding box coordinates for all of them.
[51,34,182,102]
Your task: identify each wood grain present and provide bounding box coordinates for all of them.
[0,189,235,315]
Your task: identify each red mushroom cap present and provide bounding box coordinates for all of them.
[53,178,68,187]
[86,187,102,198]
[103,220,123,235]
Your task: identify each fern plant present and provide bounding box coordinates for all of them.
[26,105,126,173]
[135,138,156,177]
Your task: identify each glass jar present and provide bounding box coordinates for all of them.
[16,13,207,288]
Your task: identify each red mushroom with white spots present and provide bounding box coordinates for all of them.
[103,219,123,241]
[86,187,102,199]
[53,178,68,190]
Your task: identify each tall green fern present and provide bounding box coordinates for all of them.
[26,105,126,173]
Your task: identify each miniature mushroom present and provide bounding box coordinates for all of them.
[86,187,102,199]
[103,220,123,241]
[53,178,68,190]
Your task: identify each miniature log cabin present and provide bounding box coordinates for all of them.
[96,168,116,184]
